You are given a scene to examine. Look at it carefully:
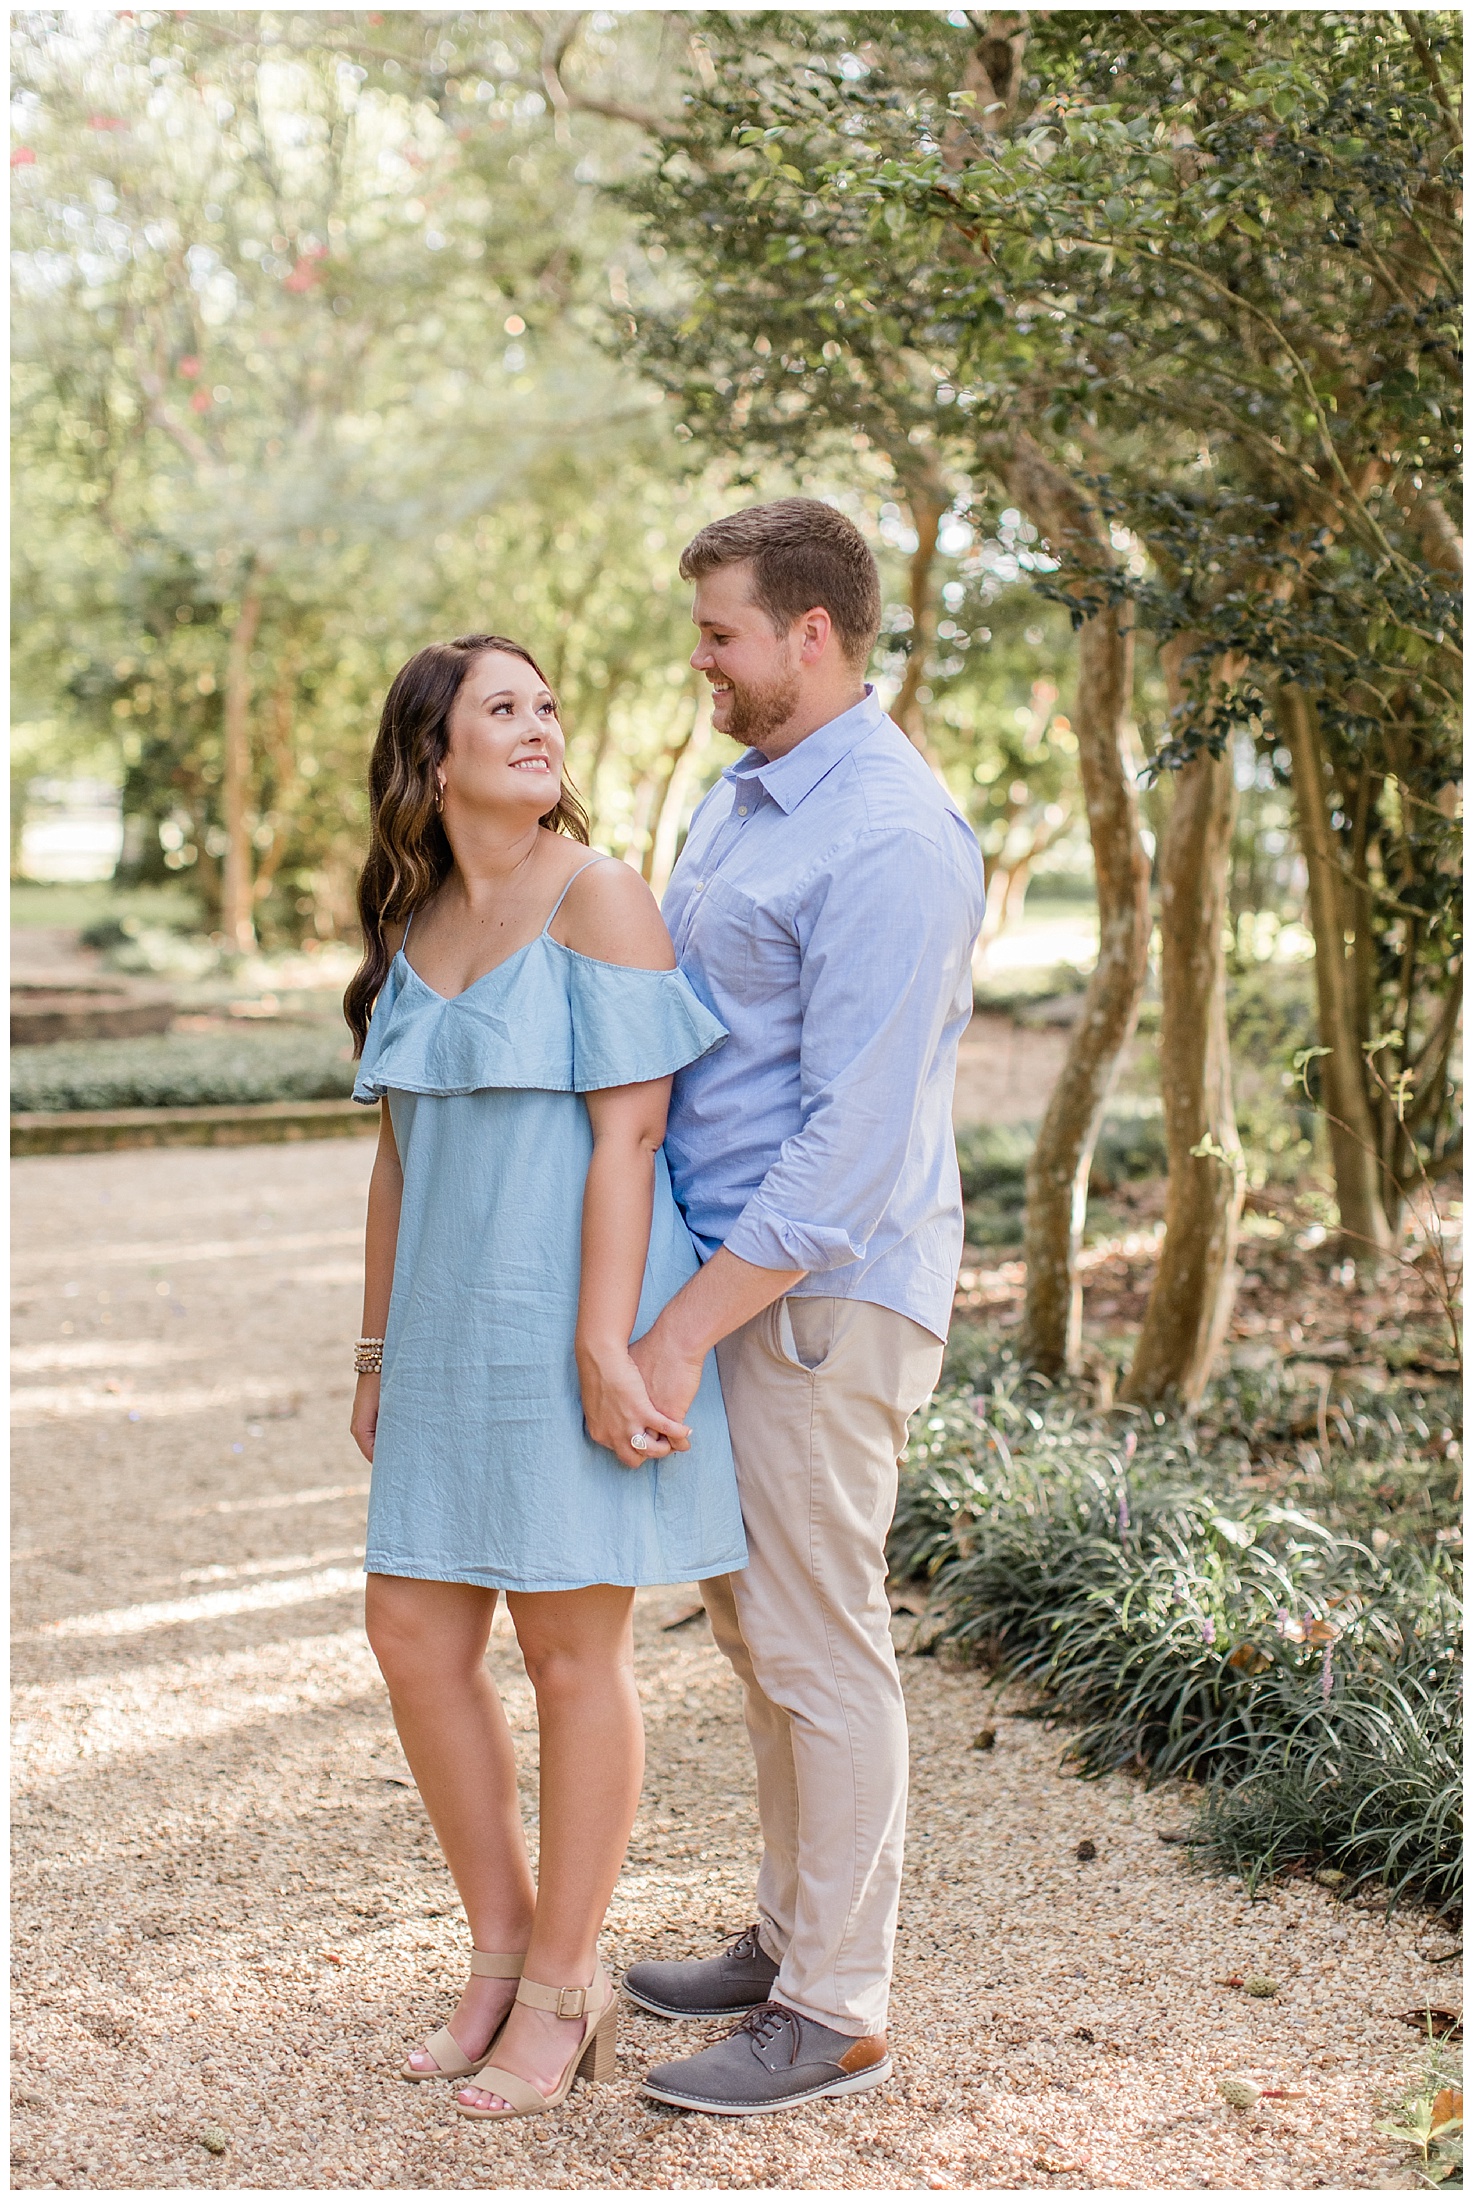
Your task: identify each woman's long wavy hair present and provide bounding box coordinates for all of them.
[344,634,589,1052]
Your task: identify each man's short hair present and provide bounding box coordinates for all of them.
[679,498,882,667]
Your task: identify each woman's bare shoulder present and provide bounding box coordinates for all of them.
[554,856,676,972]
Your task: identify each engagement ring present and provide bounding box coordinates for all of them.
[629,1430,652,1452]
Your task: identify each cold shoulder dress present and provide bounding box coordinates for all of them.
[352,870,748,1594]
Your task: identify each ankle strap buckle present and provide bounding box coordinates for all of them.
[553,1985,588,2020]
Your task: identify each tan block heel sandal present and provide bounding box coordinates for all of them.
[454,1965,618,2120]
[400,1950,526,2081]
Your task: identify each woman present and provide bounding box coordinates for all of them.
[344,633,745,2124]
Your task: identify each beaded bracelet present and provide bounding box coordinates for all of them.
[354,1336,385,1374]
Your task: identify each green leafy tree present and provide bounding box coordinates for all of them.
[615,7,1461,1396]
[617,9,1154,1381]
[11,10,717,942]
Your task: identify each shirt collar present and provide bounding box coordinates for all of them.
[724,688,886,816]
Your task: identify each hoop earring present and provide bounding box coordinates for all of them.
[433,780,445,814]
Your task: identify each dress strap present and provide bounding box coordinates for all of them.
[541,856,611,935]
[400,905,416,947]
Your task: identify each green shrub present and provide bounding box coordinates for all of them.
[11,1027,356,1112]
[1088,1096,1168,1187]
[891,1376,1461,1911]
[955,1123,1033,1202]
[953,1103,1169,1250]
[81,916,222,979]
[1227,959,1319,1067]
[973,960,1090,1018]
[954,1123,1032,1251]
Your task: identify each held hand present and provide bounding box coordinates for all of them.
[628,1322,706,1428]
[350,1371,380,1463]
[578,1342,692,1470]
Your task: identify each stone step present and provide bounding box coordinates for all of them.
[11,984,174,1047]
[11,1098,377,1156]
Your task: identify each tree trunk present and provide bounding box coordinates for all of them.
[221,564,264,954]
[979,433,1153,1377]
[250,653,300,922]
[1390,476,1463,577]
[891,489,943,754]
[1120,650,1244,1408]
[1277,683,1393,1259]
[943,10,1029,166]
[975,802,1074,960]
[642,689,703,888]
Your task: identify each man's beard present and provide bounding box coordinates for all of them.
[721,665,802,750]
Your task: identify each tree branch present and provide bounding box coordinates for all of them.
[1398,11,1461,144]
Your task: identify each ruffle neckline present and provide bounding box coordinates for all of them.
[353,934,727,1101]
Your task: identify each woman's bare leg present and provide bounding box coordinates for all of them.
[458,1583,642,2110]
[365,1574,536,2067]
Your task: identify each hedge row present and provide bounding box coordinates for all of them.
[12,1028,357,1113]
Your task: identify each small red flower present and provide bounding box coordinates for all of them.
[11,146,36,167]
[178,355,202,379]
[86,114,129,131]
[283,260,320,293]
[189,389,212,413]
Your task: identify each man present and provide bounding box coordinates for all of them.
[624,498,985,2117]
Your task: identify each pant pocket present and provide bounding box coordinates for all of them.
[783,1296,837,1372]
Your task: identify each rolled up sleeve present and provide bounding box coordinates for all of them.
[723,824,984,1276]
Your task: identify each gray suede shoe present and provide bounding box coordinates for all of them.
[640,2002,892,2117]
[622,1925,780,2020]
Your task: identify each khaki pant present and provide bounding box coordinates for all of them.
[703,1296,944,2039]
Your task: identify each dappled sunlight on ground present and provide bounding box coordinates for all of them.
[11,1141,1449,2188]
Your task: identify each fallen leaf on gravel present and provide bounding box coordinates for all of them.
[923,2175,954,2189]
[1034,2156,1081,2174]
[1260,2089,1308,2101]
[971,1727,997,1751]
[1429,2087,1462,2137]
[197,2128,229,2155]
[1073,2027,1094,2043]
[1219,2076,1261,2109]
[1393,2007,1462,2040]
[321,1952,343,1966]
[1315,1867,1348,1887]
[1243,1974,1279,1997]
[1075,1839,1097,1861]
[1216,1975,1245,1988]
[1158,1829,1197,1844]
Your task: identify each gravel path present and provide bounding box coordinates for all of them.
[12,1141,1453,2191]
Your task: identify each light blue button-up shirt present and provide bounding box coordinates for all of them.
[662,689,985,1342]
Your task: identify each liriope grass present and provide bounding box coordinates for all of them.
[891,1376,1461,1914]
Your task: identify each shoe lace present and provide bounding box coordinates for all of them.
[728,1925,764,1962]
[733,2002,800,2062]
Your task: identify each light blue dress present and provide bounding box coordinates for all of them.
[351,869,748,1594]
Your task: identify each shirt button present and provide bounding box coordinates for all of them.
[737,806,748,816]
